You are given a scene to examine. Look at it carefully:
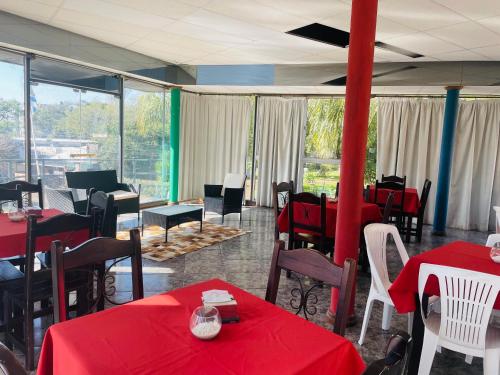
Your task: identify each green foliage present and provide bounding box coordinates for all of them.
[304,98,378,193]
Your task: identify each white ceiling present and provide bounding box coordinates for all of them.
[2,0,500,65]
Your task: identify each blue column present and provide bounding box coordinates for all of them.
[432,86,461,235]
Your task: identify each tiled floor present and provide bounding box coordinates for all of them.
[9,206,496,374]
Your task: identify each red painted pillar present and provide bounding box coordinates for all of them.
[330,0,378,321]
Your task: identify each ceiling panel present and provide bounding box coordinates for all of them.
[426,21,500,49]
[2,0,500,68]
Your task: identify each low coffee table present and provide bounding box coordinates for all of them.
[141,205,203,242]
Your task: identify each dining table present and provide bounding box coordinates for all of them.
[277,199,382,238]
[388,241,500,375]
[368,185,420,215]
[0,208,89,258]
[37,278,366,375]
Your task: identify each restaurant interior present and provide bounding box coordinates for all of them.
[0,1,499,374]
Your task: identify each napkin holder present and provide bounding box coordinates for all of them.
[202,297,239,324]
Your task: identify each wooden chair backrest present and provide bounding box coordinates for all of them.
[418,179,432,217]
[265,240,355,336]
[288,192,327,244]
[381,174,406,185]
[382,192,395,224]
[272,181,294,239]
[374,180,406,216]
[0,179,43,208]
[51,229,143,322]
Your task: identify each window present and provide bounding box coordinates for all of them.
[30,83,120,188]
[123,80,169,204]
[303,98,377,196]
[0,50,25,183]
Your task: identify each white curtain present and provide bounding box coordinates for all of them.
[377,98,500,231]
[255,96,307,207]
[179,92,252,200]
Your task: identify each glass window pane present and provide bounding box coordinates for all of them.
[303,162,340,196]
[123,80,169,203]
[0,50,25,183]
[30,83,120,188]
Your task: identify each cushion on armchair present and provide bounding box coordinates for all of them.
[222,174,246,195]
[108,190,139,201]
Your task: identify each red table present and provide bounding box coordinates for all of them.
[37,279,365,375]
[389,241,500,375]
[278,200,382,238]
[368,186,420,215]
[0,209,90,258]
[389,241,500,313]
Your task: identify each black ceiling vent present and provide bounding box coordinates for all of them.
[375,42,423,59]
[323,66,419,86]
[287,23,423,58]
[287,23,350,48]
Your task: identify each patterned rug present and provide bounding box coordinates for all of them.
[116,222,250,262]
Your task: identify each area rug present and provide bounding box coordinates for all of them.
[116,222,250,262]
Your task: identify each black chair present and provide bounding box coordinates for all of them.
[272,181,294,240]
[374,180,406,230]
[66,170,140,222]
[51,229,143,323]
[87,188,118,237]
[364,184,371,202]
[265,240,355,336]
[204,173,246,224]
[0,342,28,375]
[381,174,406,185]
[287,192,334,258]
[335,182,340,199]
[0,179,43,209]
[404,179,432,243]
[3,213,94,370]
[363,331,412,375]
[0,186,23,212]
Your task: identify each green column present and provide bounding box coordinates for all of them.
[169,88,180,202]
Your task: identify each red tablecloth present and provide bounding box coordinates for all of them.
[278,200,382,238]
[389,241,500,313]
[37,279,365,375]
[368,186,420,216]
[0,209,90,258]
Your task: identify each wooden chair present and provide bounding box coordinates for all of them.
[374,180,406,230]
[0,186,23,211]
[0,342,28,375]
[335,182,340,199]
[265,240,356,336]
[287,192,333,258]
[381,174,406,185]
[362,331,412,375]
[87,188,118,237]
[3,213,94,370]
[363,184,371,202]
[272,181,294,240]
[51,229,143,323]
[404,179,431,243]
[0,179,43,209]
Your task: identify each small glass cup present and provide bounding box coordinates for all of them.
[6,202,24,222]
[189,306,222,340]
[490,244,500,264]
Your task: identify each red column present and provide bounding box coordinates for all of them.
[330,0,378,321]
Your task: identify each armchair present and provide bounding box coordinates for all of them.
[204,173,246,224]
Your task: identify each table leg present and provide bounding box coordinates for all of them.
[200,214,203,233]
[165,218,169,243]
[406,294,425,375]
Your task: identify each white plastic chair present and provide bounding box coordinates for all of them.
[417,264,500,375]
[494,206,500,234]
[359,223,413,345]
[486,233,500,248]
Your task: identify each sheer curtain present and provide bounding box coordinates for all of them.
[377,98,500,231]
[255,96,307,207]
[179,92,252,201]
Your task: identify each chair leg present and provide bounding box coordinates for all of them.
[417,328,438,375]
[382,303,394,330]
[358,296,374,345]
[3,293,12,350]
[483,346,499,375]
[25,312,34,371]
[407,312,414,334]
[405,216,412,243]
